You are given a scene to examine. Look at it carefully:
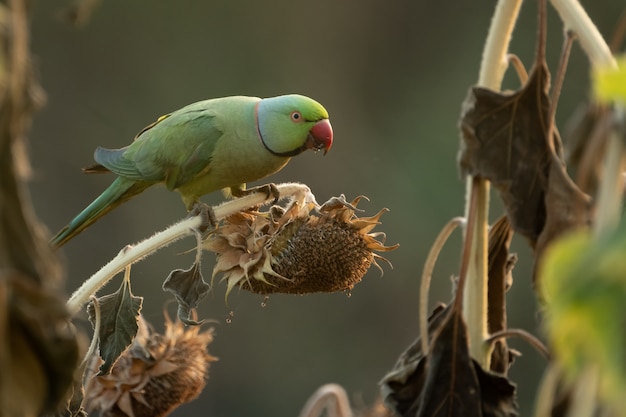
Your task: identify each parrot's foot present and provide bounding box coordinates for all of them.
[235,183,281,204]
[189,202,217,233]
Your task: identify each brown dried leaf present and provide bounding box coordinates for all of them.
[381,303,518,417]
[381,303,449,417]
[487,215,516,373]
[458,60,552,244]
[459,21,590,260]
[534,154,592,283]
[474,362,518,417]
[564,102,612,194]
[417,309,482,417]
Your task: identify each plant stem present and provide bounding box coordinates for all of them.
[549,0,614,67]
[463,0,522,366]
[462,178,490,364]
[594,126,626,237]
[66,215,203,315]
[549,0,622,239]
[297,384,353,417]
[479,0,523,89]
[419,216,465,354]
[66,182,315,315]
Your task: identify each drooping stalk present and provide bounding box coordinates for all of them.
[549,0,621,239]
[66,183,315,315]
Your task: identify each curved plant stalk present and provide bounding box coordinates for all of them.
[463,0,522,367]
[297,384,352,417]
[80,295,102,370]
[484,328,551,360]
[550,0,622,239]
[66,183,315,315]
[550,0,615,67]
[419,217,465,355]
[507,53,530,83]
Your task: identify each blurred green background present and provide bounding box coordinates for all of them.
[28,1,622,416]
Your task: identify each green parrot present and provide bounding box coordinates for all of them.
[51,94,333,247]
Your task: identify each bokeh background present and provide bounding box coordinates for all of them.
[28,1,623,416]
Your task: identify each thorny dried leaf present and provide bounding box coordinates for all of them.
[162,262,210,325]
[88,277,143,375]
[84,313,216,417]
[204,195,398,299]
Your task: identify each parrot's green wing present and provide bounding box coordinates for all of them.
[96,107,224,190]
[93,147,141,179]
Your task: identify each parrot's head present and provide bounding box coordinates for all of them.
[256,94,333,157]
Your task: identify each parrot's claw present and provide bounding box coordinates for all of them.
[237,183,281,205]
[189,202,217,233]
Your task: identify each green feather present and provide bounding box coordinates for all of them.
[51,178,149,247]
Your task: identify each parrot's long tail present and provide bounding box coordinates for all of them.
[51,177,150,247]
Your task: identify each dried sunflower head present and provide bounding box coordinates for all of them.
[203,195,398,298]
[84,314,216,417]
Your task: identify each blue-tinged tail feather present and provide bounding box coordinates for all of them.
[51,177,149,247]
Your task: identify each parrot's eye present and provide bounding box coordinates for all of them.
[290,111,303,122]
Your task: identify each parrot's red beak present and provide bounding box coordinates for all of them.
[307,119,333,155]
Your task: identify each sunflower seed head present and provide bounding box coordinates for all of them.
[204,195,398,299]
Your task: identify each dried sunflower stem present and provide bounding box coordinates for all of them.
[549,0,622,240]
[297,384,353,417]
[80,295,101,369]
[484,328,550,360]
[419,216,465,355]
[66,182,314,315]
[462,0,522,367]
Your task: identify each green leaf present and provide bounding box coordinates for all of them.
[162,261,210,325]
[87,276,143,375]
[540,225,626,410]
[593,54,626,104]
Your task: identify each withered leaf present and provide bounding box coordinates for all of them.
[563,102,612,194]
[381,303,518,417]
[534,154,591,282]
[474,362,518,417]
[458,60,552,244]
[87,277,143,375]
[162,261,210,325]
[417,308,481,417]
[487,215,516,374]
[381,303,450,417]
